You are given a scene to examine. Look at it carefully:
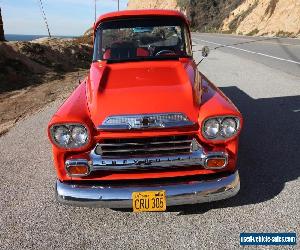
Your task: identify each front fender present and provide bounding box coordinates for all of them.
[47,82,96,180]
[198,75,243,145]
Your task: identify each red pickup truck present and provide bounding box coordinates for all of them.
[48,10,243,212]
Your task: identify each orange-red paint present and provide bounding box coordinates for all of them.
[48,10,243,182]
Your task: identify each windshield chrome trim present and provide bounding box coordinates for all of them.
[93,16,191,61]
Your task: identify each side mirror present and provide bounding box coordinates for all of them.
[195,45,210,66]
[202,46,210,57]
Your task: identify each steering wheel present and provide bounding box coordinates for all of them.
[155,49,175,56]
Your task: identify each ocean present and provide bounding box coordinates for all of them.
[5,34,76,41]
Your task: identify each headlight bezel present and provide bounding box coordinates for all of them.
[49,123,90,149]
[202,116,240,141]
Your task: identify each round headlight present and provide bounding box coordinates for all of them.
[221,118,237,137]
[54,126,71,146]
[71,126,88,145]
[203,119,220,139]
[50,124,89,148]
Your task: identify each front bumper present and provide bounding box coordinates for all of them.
[56,171,240,208]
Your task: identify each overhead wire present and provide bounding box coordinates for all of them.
[37,0,51,37]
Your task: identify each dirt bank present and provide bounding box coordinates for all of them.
[127,0,300,37]
[0,38,92,93]
[0,69,88,136]
[0,37,92,135]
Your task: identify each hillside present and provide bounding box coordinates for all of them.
[127,0,178,10]
[0,38,92,135]
[222,0,300,37]
[127,0,300,37]
[0,38,91,93]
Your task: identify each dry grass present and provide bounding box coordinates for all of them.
[276,30,296,38]
[247,28,259,36]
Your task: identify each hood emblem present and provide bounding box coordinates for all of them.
[99,113,195,130]
[137,116,156,128]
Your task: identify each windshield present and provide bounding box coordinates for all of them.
[93,17,192,62]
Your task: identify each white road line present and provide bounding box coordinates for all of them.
[197,39,300,65]
[197,33,300,47]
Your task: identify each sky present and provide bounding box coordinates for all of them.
[1,0,128,36]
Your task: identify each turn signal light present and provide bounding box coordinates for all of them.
[206,158,226,168]
[67,165,89,176]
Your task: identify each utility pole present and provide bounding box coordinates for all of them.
[113,0,119,11]
[94,0,97,22]
[37,0,51,37]
[94,0,119,22]
[0,7,5,41]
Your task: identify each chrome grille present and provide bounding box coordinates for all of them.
[95,135,193,157]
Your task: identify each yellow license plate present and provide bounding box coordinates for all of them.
[132,190,166,212]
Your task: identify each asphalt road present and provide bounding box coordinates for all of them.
[193,33,300,77]
[1,34,299,249]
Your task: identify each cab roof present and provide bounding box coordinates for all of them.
[93,9,189,31]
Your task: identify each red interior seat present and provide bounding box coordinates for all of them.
[103,47,149,59]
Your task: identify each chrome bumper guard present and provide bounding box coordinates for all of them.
[56,171,240,208]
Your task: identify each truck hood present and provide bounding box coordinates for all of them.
[87,60,200,128]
